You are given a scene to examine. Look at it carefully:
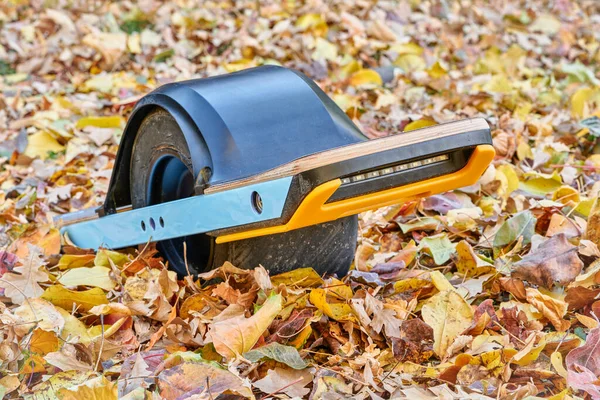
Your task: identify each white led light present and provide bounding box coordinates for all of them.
[340,154,450,186]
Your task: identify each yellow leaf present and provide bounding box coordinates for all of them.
[30,329,59,355]
[519,171,563,196]
[349,69,382,87]
[309,288,354,321]
[571,87,597,118]
[327,278,353,300]
[312,38,338,62]
[389,42,423,55]
[58,266,116,291]
[41,285,108,313]
[511,334,546,366]
[94,249,130,268]
[575,196,595,218]
[403,119,437,132]
[552,185,580,205]
[427,61,447,79]
[517,141,533,160]
[394,54,426,72]
[75,116,124,129]
[421,290,474,358]
[57,254,96,270]
[289,325,312,349]
[575,313,599,329]
[295,13,328,36]
[57,307,93,345]
[24,131,64,159]
[482,75,512,94]
[455,241,495,278]
[339,60,361,79]
[58,375,118,400]
[21,354,46,374]
[393,278,430,293]
[209,293,283,359]
[271,267,324,288]
[429,271,454,292]
[496,164,519,198]
[551,352,568,379]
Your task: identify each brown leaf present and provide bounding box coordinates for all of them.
[499,277,528,302]
[157,362,254,399]
[565,286,600,311]
[266,308,313,344]
[512,233,583,288]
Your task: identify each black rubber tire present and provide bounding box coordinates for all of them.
[130,110,357,277]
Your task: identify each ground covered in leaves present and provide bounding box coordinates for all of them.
[1,0,600,399]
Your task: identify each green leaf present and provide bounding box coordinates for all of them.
[419,234,456,265]
[153,49,174,63]
[244,342,307,369]
[493,210,535,249]
[581,116,600,138]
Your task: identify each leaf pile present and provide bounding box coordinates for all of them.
[1,0,600,399]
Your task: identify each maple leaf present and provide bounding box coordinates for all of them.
[0,244,48,304]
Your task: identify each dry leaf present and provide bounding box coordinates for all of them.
[0,244,49,304]
[525,288,570,331]
[512,233,583,288]
[209,293,282,359]
[421,290,474,358]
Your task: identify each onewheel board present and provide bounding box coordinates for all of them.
[55,66,494,276]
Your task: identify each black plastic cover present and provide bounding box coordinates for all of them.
[102,66,367,214]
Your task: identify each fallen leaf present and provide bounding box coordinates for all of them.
[512,233,583,288]
[29,328,59,355]
[13,297,65,336]
[455,240,495,277]
[45,344,93,372]
[253,367,312,398]
[526,288,570,331]
[271,267,324,287]
[494,210,536,249]
[349,69,382,87]
[57,375,117,399]
[419,233,456,265]
[244,342,307,369]
[0,244,49,304]
[41,285,108,312]
[24,131,65,159]
[566,326,600,398]
[421,290,474,358]
[209,293,282,359]
[157,361,254,399]
[58,266,116,291]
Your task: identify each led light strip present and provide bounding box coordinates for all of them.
[340,154,450,185]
